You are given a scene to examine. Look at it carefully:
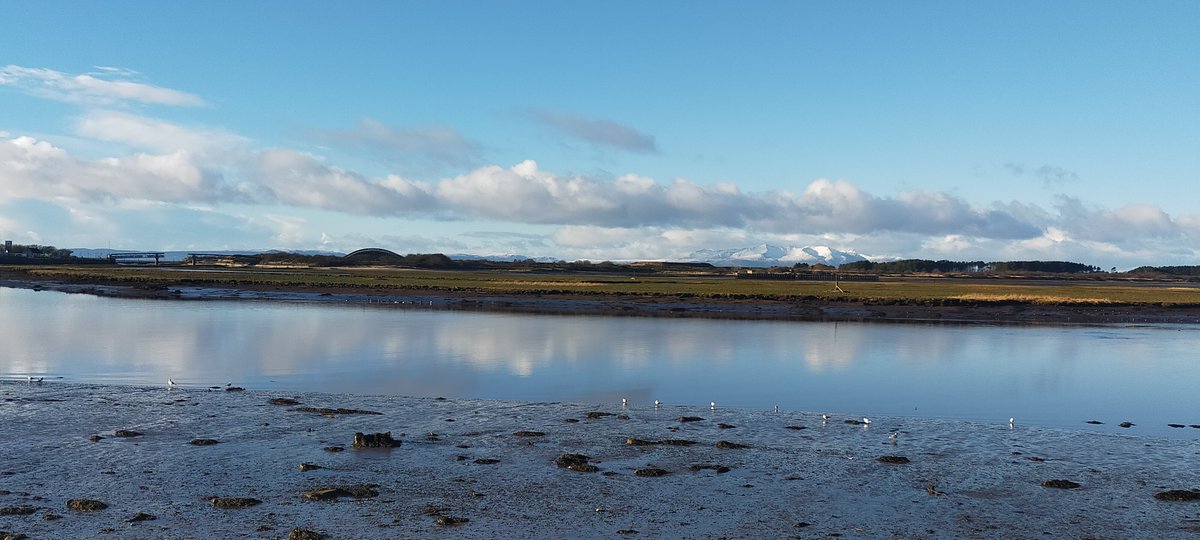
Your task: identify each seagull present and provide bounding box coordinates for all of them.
[710,401,716,411]
[888,431,898,441]
[621,398,628,407]
[821,413,830,422]
[1009,417,1015,429]
[774,405,780,413]
[654,400,661,408]
[168,378,177,387]
[862,417,871,426]
[35,377,43,384]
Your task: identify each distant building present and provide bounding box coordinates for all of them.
[3,240,11,254]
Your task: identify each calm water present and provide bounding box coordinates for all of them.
[3,287,1199,437]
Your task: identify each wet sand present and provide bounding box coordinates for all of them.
[2,382,1199,539]
[4,278,1200,325]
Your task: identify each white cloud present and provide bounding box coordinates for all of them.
[310,117,481,171]
[76,110,245,154]
[525,109,659,154]
[0,65,204,107]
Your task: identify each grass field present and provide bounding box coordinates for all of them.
[9,265,1200,307]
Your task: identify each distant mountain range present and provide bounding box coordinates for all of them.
[684,244,867,268]
[68,244,868,268]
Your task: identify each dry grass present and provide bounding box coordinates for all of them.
[948,293,1116,305]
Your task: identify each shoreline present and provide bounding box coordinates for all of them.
[2,382,1199,539]
[4,277,1199,326]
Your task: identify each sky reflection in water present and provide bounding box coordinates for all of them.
[3,287,1199,437]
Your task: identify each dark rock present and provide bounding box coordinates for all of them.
[715,440,749,449]
[473,459,500,465]
[113,430,141,437]
[555,453,598,473]
[784,425,807,430]
[295,407,381,416]
[677,416,703,422]
[1191,425,1200,429]
[795,522,812,528]
[512,431,545,437]
[1025,456,1046,462]
[1042,479,1081,489]
[1168,424,1186,428]
[844,419,863,425]
[634,468,669,477]
[717,423,735,429]
[1119,422,1134,428]
[302,484,379,501]
[210,497,261,509]
[434,397,447,401]
[878,455,910,464]
[41,513,62,521]
[602,471,620,477]
[436,516,469,526]
[1154,489,1200,501]
[299,463,322,472]
[617,529,639,535]
[0,506,35,516]
[626,437,656,446]
[1085,420,1104,425]
[126,513,156,522]
[189,438,218,446]
[352,432,400,448]
[268,398,301,406]
[564,418,579,423]
[66,499,108,512]
[288,528,326,540]
[225,386,244,392]
[88,435,104,442]
[690,464,731,474]
[323,446,345,452]
[0,531,27,540]
[586,412,615,419]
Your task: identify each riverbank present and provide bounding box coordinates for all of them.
[3,275,1199,325]
[2,382,1199,539]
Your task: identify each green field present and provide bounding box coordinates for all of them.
[9,265,1200,307]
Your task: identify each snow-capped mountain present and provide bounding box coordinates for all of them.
[685,244,867,268]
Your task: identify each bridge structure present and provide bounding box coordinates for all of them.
[186,253,260,265]
[108,252,166,265]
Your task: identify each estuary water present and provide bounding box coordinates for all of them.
[3,286,1199,437]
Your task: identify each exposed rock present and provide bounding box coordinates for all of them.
[715,440,749,449]
[1025,456,1046,462]
[512,431,545,437]
[189,438,219,446]
[717,423,736,429]
[626,437,656,446]
[844,419,864,425]
[784,425,807,430]
[1086,420,1104,425]
[634,468,669,477]
[66,499,108,512]
[617,529,639,535]
[1191,425,1200,429]
[352,432,400,448]
[690,464,731,474]
[564,418,579,423]
[555,453,598,473]
[878,455,910,464]
[126,513,156,522]
[677,416,704,423]
[288,528,327,540]
[1119,422,1134,428]
[268,398,301,406]
[225,386,245,392]
[1042,479,1081,489]
[436,515,469,526]
[302,484,379,501]
[210,497,261,509]
[586,412,614,419]
[295,406,381,416]
[1154,489,1200,501]
[88,435,104,442]
[1168,424,1185,428]
[0,506,35,516]
[41,513,61,521]
[323,446,344,452]
[299,463,322,472]
[113,430,141,437]
[0,531,27,540]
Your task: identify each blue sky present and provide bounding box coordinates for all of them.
[1,1,1197,268]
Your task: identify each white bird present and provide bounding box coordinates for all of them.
[653,400,660,408]
[35,377,43,384]
[821,413,830,421]
[621,398,628,407]
[888,431,898,440]
[168,378,177,387]
[862,417,871,425]
[1009,417,1015,429]
[27,376,32,382]
[773,405,780,413]
[710,401,716,411]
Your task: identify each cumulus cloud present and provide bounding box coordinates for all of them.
[0,65,204,107]
[310,117,481,171]
[525,109,658,154]
[75,110,246,155]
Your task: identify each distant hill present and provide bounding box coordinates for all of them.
[684,244,867,268]
[69,248,343,262]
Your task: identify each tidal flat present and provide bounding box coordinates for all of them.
[2,382,1199,539]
